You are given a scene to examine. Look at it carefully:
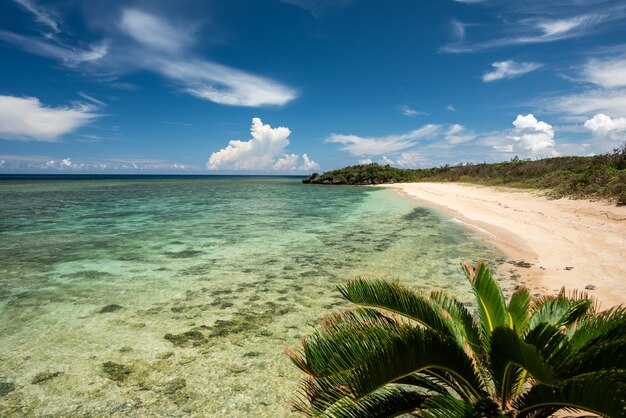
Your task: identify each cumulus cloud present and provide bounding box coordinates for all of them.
[301,153,319,171]
[396,152,426,167]
[0,154,191,171]
[584,113,626,140]
[509,114,556,154]
[482,60,542,82]
[0,95,99,141]
[207,118,318,171]
[273,153,299,170]
[358,158,373,165]
[327,124,440,156]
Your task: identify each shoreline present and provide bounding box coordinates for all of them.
[384,182,626,309]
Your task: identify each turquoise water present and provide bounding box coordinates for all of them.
[0,176,505,416]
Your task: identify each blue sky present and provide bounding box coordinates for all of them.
[1,0,625,173]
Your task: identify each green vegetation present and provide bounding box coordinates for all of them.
[287,262,626,417]
[304,143,626,204]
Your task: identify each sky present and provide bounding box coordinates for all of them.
[1,0,626,174]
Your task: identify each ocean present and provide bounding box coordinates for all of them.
[0,175,504,416]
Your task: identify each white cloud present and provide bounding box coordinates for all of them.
[549,89,626,118]
[0,29,108,67]
[273,153,299,170]
[447,104,456,112]
[396,152,426,167]
[0,8,296,108]
[13,0,60,33]
[282,0,353,18]
[445,124,476,144]
[301,153,319,171]
[207,118,317,171]
[510,114,556,154]
[399,104,428,117]
[0,160,5,168]
[117,10,297,107]
[0,155,191,172]
[442,13,610,53]
[536,16,592,38]
[0,95,99,141]
[482,60,542,82]
[582,57,626,89]
[584,113,626,140]
[358,158,373,165]
[158,59,297,107]
[379,156,395,165]
[119,9,191,53]
[327,124,440,156]
[542,56,626,118]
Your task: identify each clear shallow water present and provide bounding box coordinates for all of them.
[0,176,505,416]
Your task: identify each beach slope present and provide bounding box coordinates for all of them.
[387,182,626,308]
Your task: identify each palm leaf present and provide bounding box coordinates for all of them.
[568,305,626,352]
[339,278,455,337]
[528,291,592,331]
[286,307,401,377]
[514,375,626,418]
[462,261,508,338]
[489,326,555,408]
[313,386,428,418]
[312,326,486,402]
[508,287,531,335]
[524,323,574,374]
[431,290,483,354]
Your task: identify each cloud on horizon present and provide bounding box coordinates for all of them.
[0,95,100,141]
[206,118,319,171]
[327,124,440,156]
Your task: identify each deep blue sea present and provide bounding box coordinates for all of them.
[0,175,504,416]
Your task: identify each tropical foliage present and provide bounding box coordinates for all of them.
[287,262,626,417]
[303,142,626,204]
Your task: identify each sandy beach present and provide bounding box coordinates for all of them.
[386,183,626,309]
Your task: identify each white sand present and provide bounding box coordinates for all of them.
[386,183,626,309]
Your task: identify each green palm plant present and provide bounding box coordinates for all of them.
[286,261,626,417]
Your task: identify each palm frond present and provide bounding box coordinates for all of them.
[286,307,402,377]
[490,326,555,408]
[514,375,626,418]
[462,261,508,338]
[528,291,593,330]
[339,278,455,337]
[298,386,428,418]
[508,287,531,335]
[568,305,626,352]
[524,323,573,373]
[312,326,486,402]
[431,290,483,354]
